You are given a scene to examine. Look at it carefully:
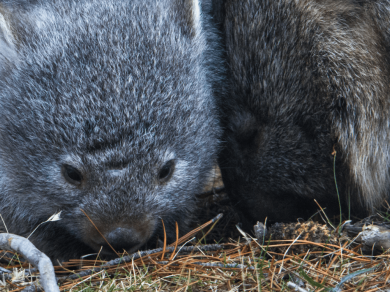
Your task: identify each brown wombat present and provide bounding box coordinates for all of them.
[0,0,223,262]
[214,0,390,223]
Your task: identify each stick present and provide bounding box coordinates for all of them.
[0,233,59,292]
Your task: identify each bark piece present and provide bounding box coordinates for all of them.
[345,223,390,251]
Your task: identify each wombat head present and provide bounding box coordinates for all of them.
[0,0,222,261]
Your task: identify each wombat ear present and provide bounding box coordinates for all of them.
[0,11,17,63]
[175,0,203,37]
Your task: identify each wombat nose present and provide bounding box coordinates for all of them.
[101,227,143,252]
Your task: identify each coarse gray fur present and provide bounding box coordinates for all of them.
[0,0,223,262]
[214,0,390,223]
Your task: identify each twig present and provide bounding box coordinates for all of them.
[287,281,309,292]
[0,233,59,292]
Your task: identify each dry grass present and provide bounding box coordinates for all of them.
[1,170,390,291]
[1,210,390,292]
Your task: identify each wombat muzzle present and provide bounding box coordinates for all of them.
[93,227,145,255]
[82,218,156,257]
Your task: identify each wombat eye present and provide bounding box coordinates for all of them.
[158,160,175,183]
[62,164,83,186]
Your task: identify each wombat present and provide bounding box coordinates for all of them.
[0,0,223,262]
[214,0,390,223]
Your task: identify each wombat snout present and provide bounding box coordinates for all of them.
[95,228,147,254]
[84,221,156,256]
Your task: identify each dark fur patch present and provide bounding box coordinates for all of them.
[215,0,390,223]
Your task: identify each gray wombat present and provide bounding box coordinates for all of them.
[0,0,223,262]
[214,0,390,223]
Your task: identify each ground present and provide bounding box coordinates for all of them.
[1,167,390,291]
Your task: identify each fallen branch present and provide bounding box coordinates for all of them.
[0,233,59,292]
[344,223,390,250]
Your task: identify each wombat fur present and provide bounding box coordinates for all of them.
[0,0,223,262]
[214,0,390,223]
